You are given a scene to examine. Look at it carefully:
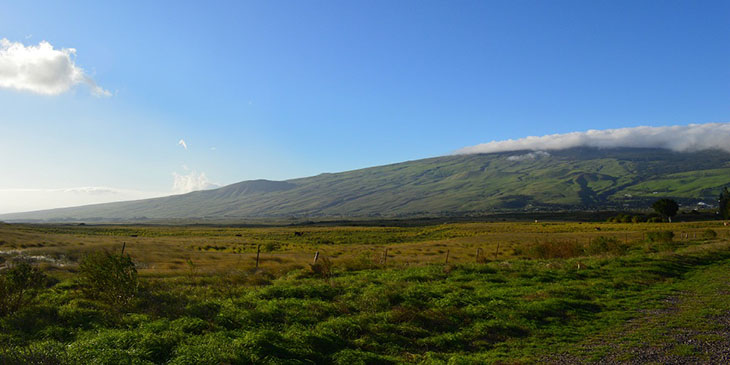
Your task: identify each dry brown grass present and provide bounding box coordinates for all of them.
[1,221,728,279]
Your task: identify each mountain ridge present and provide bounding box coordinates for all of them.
[2,147,729,222]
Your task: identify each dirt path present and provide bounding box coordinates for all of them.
[545,262,730,364]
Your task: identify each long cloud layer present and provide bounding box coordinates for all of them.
[457,123,730,154]
[0,38,109,96]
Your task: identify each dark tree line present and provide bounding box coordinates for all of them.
[720,187,730,220]
[652,198,679,222]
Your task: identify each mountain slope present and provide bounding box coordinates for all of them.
[2,147,729,222]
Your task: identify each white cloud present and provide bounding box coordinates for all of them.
[0,38,110,96]
[172,171,219,194]
[178,139,188,150]
[457,123,730,154]
[0,187,165,214]
[506,151,550,161]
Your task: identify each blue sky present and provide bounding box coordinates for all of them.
[1,0,728,213]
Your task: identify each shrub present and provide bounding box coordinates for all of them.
[310,257,333,279]
[262,242,279,252]
[78,251,138,307]
[585,236,628,256]
[523,241,583,259]
[339,251,378,271]
[701,229,717,240]
[646,230,674,243]
[0,341,68,365]
[0,261,47,316]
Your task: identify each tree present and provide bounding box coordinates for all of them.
[719,187,730,220]
[652,198,679,222]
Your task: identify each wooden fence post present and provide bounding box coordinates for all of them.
[121,242,126,255]
[383,248,388,265]
[475,248,481,263]
[445,250,450,264]
[495,242,500,259]
[313,251,320,265]
[255,244,261,269]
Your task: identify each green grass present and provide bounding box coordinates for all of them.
[1,220,729,363]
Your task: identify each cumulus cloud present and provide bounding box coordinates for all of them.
[172,171,219,194]
[0,187,164,214]
[0,38,110,96]
[178,139,188,150]
[456,123,730,154]
[506,151,550,161]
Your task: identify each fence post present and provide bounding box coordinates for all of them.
[495,242,500,259]
[475,248,481,263]
[121,242,126,255]
[445,250,450,264]
[255,244,261,269]
[313,251,320,265]
[383,248,388,265]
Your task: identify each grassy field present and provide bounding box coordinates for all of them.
[0,220,729,363]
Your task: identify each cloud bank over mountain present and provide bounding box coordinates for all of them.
[457,123,730,155]
[172,171,219,194]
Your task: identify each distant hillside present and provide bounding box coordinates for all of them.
[2,147,729,222]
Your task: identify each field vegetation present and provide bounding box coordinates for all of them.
[0,220,728,363]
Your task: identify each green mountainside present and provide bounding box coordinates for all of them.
[3,147,729,222]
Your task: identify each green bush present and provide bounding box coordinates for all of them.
[523,241,583,259]
[78,251,138,307]
[310,257,334,279]
[0,341,68,365]
[646,230,674,243]
[586,236,629,256]
[631,215,644,223]
[701,229,718,240]
[0,261,47,317]
[262,242,279,252]
[339,251,378,271]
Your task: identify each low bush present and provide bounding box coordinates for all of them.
[0,341,68,365]
[701,229,717,240]
[521,241,584,259]
[0,261,48,317]
[262,242,279,252]
[339,251,378,271]
[585,236,629,256]
[646,230,674,243]
[78,251,138,308]
[310,257,333,279]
